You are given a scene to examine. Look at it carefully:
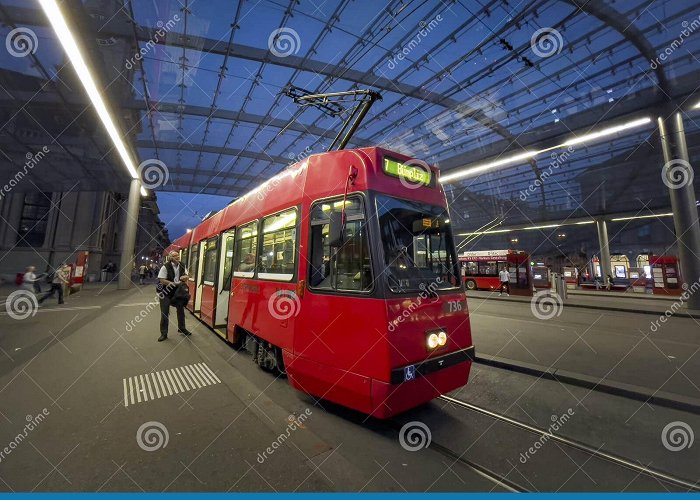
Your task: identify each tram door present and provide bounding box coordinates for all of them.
[215,229,235,328]
[194,240,206,312]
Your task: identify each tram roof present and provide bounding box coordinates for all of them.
[1,0,699,234]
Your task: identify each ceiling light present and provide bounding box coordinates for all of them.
[38,0,144,194]
[440,150,537,183]
[457,228,512,236]
[441,117,651,183]
[563,117,651,146]
[523,224,560,230]
[694,101,700,110]
[610,213,673,222]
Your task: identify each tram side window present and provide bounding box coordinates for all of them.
[464,261,478,276]
[188,244,198,277]
[181,247,189,270]
[202,238,218,285]
[222,233,235,291]
[259,209,297,281]
[233,222,258,278]
[308,197,372,292]
[479,261,498,276]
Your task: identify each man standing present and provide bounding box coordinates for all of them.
[498,266,510,296]
[39,263,70,305]
[157,251,192,342]
[139,263,147,285]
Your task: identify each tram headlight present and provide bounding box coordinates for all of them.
[426,330,448,350]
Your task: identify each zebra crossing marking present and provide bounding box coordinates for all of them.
[123,362,221,407]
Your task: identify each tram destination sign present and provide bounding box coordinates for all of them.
[383,157,432,186]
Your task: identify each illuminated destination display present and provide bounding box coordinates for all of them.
[383,157,432,186]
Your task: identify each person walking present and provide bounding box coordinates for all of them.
[499,266,511,296]
[138,263,147,285]
[157,251,192,342]
[39,263,70,305]
[22,266,41,295]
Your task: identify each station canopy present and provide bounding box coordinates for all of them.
[1,0,699,234]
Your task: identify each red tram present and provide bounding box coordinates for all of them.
[164,147,474,418]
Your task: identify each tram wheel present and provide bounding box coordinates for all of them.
[465,280,476,290]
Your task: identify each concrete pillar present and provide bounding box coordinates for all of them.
[658,113,700,310]
[596,218,611,286]
[118,179,141,290]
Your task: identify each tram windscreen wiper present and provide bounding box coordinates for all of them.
[376,195,460,293]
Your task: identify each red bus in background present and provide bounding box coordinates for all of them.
[164,147,474,418]
[459,250,533,296]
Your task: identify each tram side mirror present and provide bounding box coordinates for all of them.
[328,211,344,247]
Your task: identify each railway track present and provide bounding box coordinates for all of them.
[438,395,700,492]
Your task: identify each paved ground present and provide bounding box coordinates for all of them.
[466,294,700,403]
[0,282,697,491]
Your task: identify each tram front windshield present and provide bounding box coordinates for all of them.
[376,195,460,293]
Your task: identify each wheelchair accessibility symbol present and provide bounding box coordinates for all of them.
[404,365,416,382]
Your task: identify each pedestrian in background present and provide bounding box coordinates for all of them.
[22,266,40,295]
[139,263,147,285]
[499,266,510,296]
[39,263,70,305]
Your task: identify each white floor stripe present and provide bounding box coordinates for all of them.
[121,363,221,407]
[184,365,203,388]
[162,370,177,396]
[193,363,213,385]
[151,373,161,399]
[168,369,185,394]
[135,377,142,403]
[144,373,154,400]
[200,363,222,383]
[177,367,193,390]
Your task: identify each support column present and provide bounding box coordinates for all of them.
[118,179,141,290]
[596,218,611,286]
[659,112,700,310]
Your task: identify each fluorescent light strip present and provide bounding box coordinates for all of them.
[610,213,673,222]
[441,117,651,183]
[694,101,700,110]
[38,0,145,195]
